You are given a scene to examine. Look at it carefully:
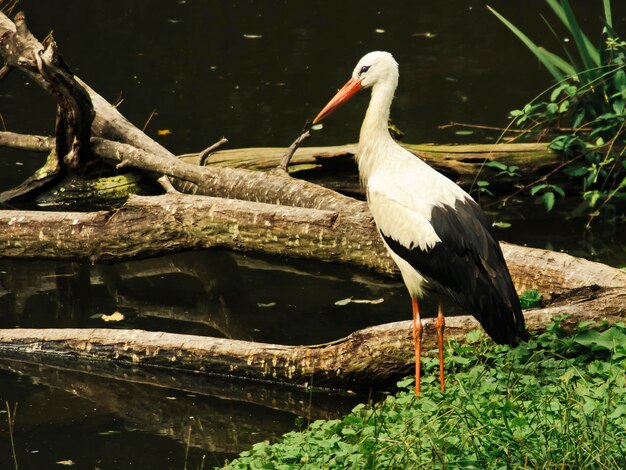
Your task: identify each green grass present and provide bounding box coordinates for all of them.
[222,319,626,469]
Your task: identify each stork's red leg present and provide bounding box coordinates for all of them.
[411,297,423,395]
[436,298,446,392]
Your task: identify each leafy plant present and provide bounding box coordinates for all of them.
[475,179,494,198]
[485,160,520,178]
[489,0,626,224]
[223,320,626,469]
[519,288,543,308]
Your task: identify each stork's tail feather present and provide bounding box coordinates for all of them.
[472,294,529,345]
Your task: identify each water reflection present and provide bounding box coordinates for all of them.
[0,357,368,467]
[0,250,426,345]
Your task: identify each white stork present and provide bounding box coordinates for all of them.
[313,51,529,395]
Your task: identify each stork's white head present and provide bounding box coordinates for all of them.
[313,51,399,124]
[350,51,399,90]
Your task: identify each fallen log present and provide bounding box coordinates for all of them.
[0,130,365,212]
[183,141,560,187]
[2,193,626,294]
[0,286,623,388]
[0,193,388,273]
[0,131,560,194]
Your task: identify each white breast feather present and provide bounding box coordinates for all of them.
[368,181,441,251]
[366,152,470,251]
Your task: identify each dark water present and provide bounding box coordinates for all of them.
[1,1,625,468]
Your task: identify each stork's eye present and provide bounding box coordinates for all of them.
[359,65,371,75]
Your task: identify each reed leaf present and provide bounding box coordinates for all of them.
[488,6,565,82]
[546,0,601,70]
[540,47,577,77]
[604,0,613,28]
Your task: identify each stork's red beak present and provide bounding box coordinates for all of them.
[312,77,363,124]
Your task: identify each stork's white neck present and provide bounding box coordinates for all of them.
[357,80,398,182]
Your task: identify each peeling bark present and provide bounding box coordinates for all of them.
[0,193,389,273]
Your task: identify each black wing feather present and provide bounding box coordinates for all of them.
[381,198,528,344]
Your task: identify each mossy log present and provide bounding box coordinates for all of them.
[34,172,153,207]
[2,193,626,294]
[0,131,365,213]
[2,131,559,195]
[0,285,623,388]
[182,141,560,187]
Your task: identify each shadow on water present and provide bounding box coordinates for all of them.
[0,250,431,344]
[1,0,626,467]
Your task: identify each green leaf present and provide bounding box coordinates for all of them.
[485,161,508,171]
[465,330,484,344]
[613,70,626,91]
[492,221,512,229]
[542,191,556,211]
[546,0,600,70]
[488,6,565,81]
[530,183,548,196]
[396,377,414,389]
[551,184,565,197]
[583,190,601,207]
[563,164,588,177]
[572,109,586,129]
[604,0,613,28]
[574,327,626,354]
[550,83,569,102]
[519,289,542,309]
[540,47,577,77]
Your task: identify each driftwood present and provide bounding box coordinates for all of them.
[1,131,560,196]
[2,193,626,295]
[0,192,386,272]
[0,285,623,388]
[184,141,560,187]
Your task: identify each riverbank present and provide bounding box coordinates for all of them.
[223,319,626,469]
